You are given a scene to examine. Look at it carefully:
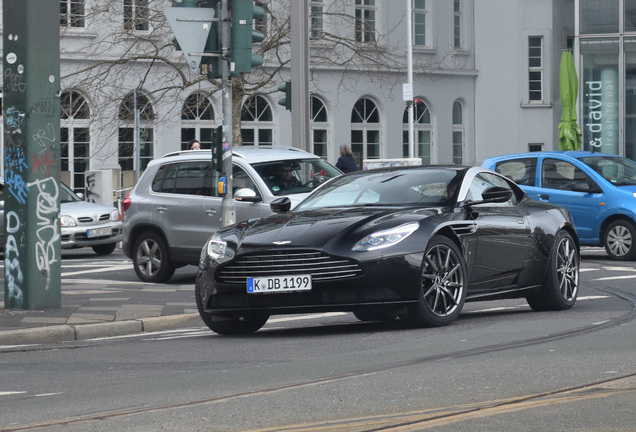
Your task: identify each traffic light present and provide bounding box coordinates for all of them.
[200,1,221,79]
[211,125,224,172]
[231,0,265,74]
[277,81,291,111]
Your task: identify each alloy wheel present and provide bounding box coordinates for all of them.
[137,238,161,277]
[606,224,633,258]
[421,244,465,317]
[555,234,579,302]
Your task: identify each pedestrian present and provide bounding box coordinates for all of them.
[190,139,200,150]
[336,144,357,173]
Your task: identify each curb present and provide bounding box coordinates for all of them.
[0,313,202,345]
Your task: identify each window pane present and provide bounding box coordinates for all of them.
[581,0,618,34]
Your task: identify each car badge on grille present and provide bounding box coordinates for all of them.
[273,241,291,245]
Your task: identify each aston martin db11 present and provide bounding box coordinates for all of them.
[195,165,580,335]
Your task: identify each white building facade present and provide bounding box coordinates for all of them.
[1,0,575,193]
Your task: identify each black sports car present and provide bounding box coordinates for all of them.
[195,165,580,335]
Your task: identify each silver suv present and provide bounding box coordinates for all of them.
[122,146,341,282]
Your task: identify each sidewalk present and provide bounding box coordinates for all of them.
[0,274,202,345]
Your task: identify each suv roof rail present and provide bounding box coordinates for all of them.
[162,149,211,158]
[163,146,311,159]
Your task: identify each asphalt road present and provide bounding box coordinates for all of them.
[1,248,635,431]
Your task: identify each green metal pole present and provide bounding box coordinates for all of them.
[3,0,62,309]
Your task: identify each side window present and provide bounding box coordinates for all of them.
[467,172,516,206]
[174,161,212,196]
[494,158,536,186]
[232,165,259,196]
[541,159,595,191]
[152,163,178,193]
[151,161,212,196]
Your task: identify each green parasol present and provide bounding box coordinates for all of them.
[558,50,582,150]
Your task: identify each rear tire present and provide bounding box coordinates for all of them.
[132,232,175,283]
[527,230,579,311]
[406,236,467,328]
[603,219,636,261]
[92,243,116,255]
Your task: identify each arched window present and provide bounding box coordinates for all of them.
[453,100,464,164]
[311,96,329,158]
[351,97,380,161]
[403,99,431,164]
[181,93,217,150]
[60,90,90,193]
[118,91,154,174]
[241,95,273,146]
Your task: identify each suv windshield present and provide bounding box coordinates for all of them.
[251,158,341,196]
[578,155,636,186]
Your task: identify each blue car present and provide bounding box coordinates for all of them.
[482,151,636,260]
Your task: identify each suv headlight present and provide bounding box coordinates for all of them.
[352,222,419,251]
[206,239,227,259]
[60,215,76,227]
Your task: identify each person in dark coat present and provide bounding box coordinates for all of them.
[336,145,357,173]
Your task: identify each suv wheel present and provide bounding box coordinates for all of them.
[133,232,175,283]
[604,220,636,261]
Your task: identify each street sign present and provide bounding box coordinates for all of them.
[164,7,215,71]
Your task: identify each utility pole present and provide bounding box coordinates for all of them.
[219,0,235,227]
[3,0,61,309]
[405,0,415,159]
[290,0,310,152]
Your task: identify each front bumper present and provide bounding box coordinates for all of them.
[61,222,123,249]
[196,252,424,316]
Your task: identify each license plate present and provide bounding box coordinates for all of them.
[86,227,111,238]
[247,275,312,293]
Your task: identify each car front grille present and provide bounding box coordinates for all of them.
[217,250,363,284]
[77,214,111,224]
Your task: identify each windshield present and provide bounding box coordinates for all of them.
[252,158,342,196]
[60,183,82,203]
[578,155,636,186]
[296,168,465,211]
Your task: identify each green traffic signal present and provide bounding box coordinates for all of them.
[277,81,291,111]
[232,0,265,74]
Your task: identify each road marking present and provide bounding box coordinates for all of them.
[35,392,64,397]
[0,391,28,396]
[592,275,636,281]
[61,264,133,277]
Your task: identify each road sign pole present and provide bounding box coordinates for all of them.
[220,0,235,227]
[3,0,61,309]
[290,0,310,152]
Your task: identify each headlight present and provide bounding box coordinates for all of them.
[352,222,419,251]
[633,192,636,199]
[110,209,120,221]
[206,239,227,259]
[59,215,76,227]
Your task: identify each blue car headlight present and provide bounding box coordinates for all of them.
[206,239,227,260]
[352,222,420,251]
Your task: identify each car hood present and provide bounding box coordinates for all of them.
[60,200,116,218]
[227,206,443,250]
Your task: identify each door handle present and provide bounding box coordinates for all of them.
[538,194,549,200]
[206,209,218,216]
[155,206,168,213]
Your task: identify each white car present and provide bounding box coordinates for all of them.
[0,178,123,255]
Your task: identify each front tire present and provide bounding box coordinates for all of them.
[132,231,175,283]
[527,230,579,311]
[406,236,467,328]
[195,283,268,335]
[603,219,636,261]
[92,243,117,255]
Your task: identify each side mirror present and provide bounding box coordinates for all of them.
[270,197,291,213]
[465,186,513,206]
[234,188,262,203]
[77,192,85,200]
